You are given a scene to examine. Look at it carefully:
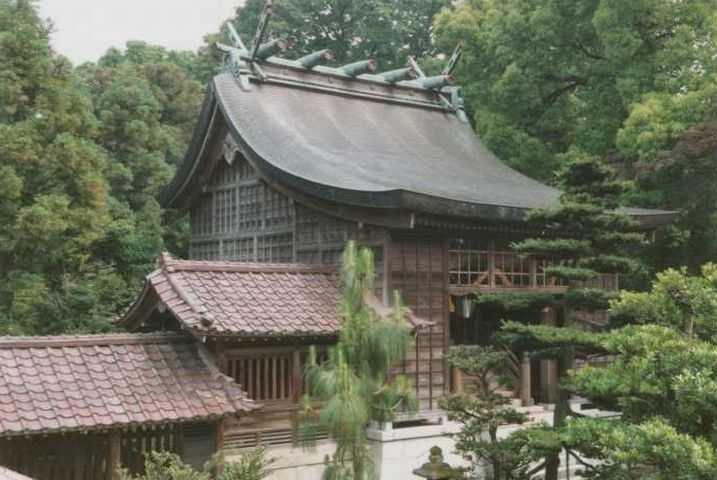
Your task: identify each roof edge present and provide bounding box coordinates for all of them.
[0,332,190,349]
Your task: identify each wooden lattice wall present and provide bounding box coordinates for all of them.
[388,235,448,411]
[189,148,388,294]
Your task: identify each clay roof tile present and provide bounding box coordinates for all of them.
[0,333,255,438]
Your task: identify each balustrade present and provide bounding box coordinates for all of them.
[448,249,617,291]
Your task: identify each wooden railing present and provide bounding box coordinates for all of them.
[448,249,618,292]
[224,426,329,451]
[226,350,294,403]
[223,346,330,405]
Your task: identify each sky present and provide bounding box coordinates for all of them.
[37,0,242,64]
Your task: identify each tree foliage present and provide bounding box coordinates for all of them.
[204,0,449,71]
[434,0,717,272]
[119,448,274,480]
[0,1,200,334]
[440,346,533,479]
[558,267,717,477]
[434,0,717,179]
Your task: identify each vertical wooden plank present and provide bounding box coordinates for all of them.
[381,231,390,305]
[488,240,495,288]
[272,356,278,400]
[428,326,434,409]
[442,237,450,398]
[530,258,537,288]
[247,358,254,399]
[540,307,559,403]
[414,239,421,403]
[399,238,408,376]
[277,355,284,399]
[74,442,85,480]
[214,420,225,476]
[291,199,297,262]
[292,348,302,402]
[215,341,227,374]
[428,240,434,410]
[107,433,121,480]
[176,424,185,458]
[263,357,269,400]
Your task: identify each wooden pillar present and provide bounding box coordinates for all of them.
[520,352,533,407]
[292,348,302,402]
[540,307,559,403]
[451,366,463,395]
[488,242,496,288]
[107,432,121,480]
[214,420,225,476]
[529,259,537,288]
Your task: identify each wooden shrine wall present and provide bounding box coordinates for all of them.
[0,423,217,480]
[0,433,112,480]
[189,153,294,262]
[387,235,448,411]
[189,150,388,295]
[188,144,451,412]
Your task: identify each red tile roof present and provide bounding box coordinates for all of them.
[127,254,342,337]
[0,333,256,438]
[121,253,432,338]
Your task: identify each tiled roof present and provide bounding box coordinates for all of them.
[0,333,256,438]
[142,254,340,337]
[122,253,431,337]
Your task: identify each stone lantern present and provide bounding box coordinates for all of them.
[413,446,459,479]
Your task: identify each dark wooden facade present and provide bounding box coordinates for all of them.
[188,152,447,410]
[182,146,610,418]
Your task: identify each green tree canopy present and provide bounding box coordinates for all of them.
[199,0,449,76]
[434,0,717,180]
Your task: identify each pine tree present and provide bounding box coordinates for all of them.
[440,346,531,479]
[298,241,417,480]
[493,154,643,480]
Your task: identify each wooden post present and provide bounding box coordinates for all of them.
[488,242,496,288]
[107,432,121,480]
[529,258,537,288]
[292,348,302,402]
[520,352,533,407]
[451,366,463,395]
[214,420,225,476]
[540,307,559,403]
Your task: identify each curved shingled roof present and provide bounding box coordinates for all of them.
[163,60,675,225]
[121,253,431,338]
[0,333,255,438]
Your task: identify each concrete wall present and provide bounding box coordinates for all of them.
[227,441,337,480]
[367,421,468,479]
[225,401,604,480]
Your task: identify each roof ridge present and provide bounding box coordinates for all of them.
[161,263,217,328]
[0,332,190,349]
[159,253,337,274]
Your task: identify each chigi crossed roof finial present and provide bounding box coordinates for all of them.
[213,0,466,115]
